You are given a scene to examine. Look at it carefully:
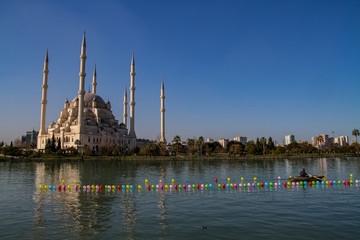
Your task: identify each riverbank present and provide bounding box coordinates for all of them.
[0,153,358,162]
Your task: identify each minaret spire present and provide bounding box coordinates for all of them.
[78,32,87,135]
[129,51,136,138]
[92,63,97,94]
[39,48,49,136]
[160,77,166,143]
[123,87,128,126]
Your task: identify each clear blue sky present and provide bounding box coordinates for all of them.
[0,0,359,144]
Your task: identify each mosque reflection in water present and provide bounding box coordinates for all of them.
[33,162,143,239]
[32,158,359,238]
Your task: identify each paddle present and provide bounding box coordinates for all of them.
[308,174,324,182]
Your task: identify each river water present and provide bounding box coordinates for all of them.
[0,157,360,239]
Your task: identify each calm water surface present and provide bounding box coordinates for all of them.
[1,157,360,239]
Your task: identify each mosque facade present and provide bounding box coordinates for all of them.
[37,33,137,152]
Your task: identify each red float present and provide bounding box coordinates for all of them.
[261,183,264,187]
[215,178,218,183]
[222,184,226,188]
[148,185,151,190]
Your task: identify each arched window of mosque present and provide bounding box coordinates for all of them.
[93,138,95,143]
[72,138,74,142]
[88,137,90,143]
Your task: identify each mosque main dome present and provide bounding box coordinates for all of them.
[72,92,107,108]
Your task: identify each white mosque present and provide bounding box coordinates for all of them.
[37,33,166,152]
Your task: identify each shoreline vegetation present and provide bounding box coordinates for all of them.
[0,153,358,162]
[1,135,359,162]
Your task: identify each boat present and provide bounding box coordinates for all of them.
[289,175,325,182]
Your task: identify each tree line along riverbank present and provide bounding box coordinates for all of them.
[1,136,359,162]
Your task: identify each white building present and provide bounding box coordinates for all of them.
[218,138,229,148]
[334,136,349,146]
[233,136,247,145]
[284,134,295,145]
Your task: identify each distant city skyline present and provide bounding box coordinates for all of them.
[1,0,359,144]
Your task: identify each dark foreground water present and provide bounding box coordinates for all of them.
[1,157,360,240]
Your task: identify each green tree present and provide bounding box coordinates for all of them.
[128,146,140,155]
[229,143,244,157]
[29,142,36,151]
[45,139,52,153]
[51,135,56,152]
[57,138,61,151]
[352,129,359,143]
[196,136,204,156]
[286,141,300,154]
[187,138,195,147]
[172,135,182,155]
[268,137,275,151]
[119,143,128,156]
[187,138,197,155]
[245,140,256,155]
[299,142,316,153]
[159,143,167,156]
[83,144,92,156]
[74,139,81,148]
[2,145,21,156]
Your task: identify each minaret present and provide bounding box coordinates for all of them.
[78,32,87,134]
[92,64,97,94]
[39,49,49,136]
[129,52,136,137]
[123,87,128,126]
[160,77,166,143]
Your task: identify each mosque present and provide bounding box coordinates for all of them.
[37,33,166,152]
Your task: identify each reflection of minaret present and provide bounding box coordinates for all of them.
[121,192,137,238]
[39,49,49,136]
[157,166,168,236]
[78,32,87,134]
[92,64,97,94]
[160,78,166,143]
[34,162,81,233]
[123,87,128,126]
[129,52,136,138]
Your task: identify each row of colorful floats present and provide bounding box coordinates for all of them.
[39,175,360,192]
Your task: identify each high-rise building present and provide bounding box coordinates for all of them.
[334,136,349,146]
[233,136,247,145]
[218,138,229,148]
[312,134,333,149]
[22,130,39,147]
[284,135,295,145]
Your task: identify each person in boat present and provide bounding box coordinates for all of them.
[300,168,308,177]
